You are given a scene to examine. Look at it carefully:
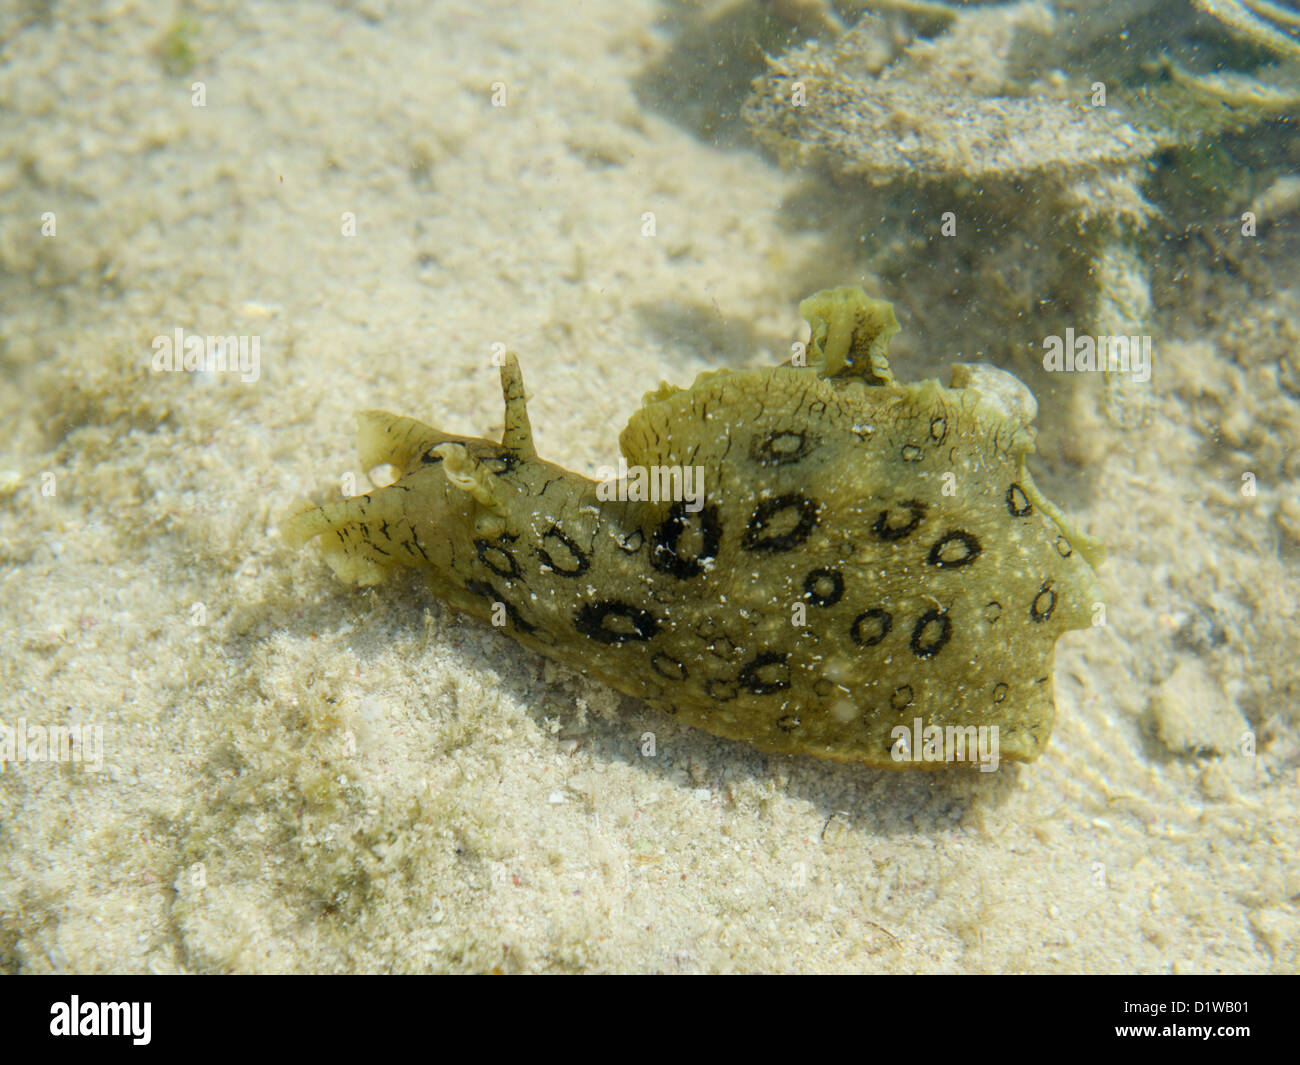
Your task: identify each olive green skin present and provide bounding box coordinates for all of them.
[286,289,1102,768]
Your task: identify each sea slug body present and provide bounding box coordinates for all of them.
[284,288,1102,768]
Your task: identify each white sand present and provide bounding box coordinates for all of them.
[0,0,1296,973]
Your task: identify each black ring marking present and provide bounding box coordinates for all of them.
[927,530,982,569]
[984,600,1002,624]
[617,529,644,554]
[850,609,892,648]
[474,536,523,580]
[573,600,660,644]
[536,524,590,577]
[901,444,923,462]
[650,502,722,578]
[752,429,816,467]
[993,682,1008,704]
[738,651,790,695]
[890,684,914,710]
[742,493,820,553]
[871,499,927,542]
[803,567,844,607]
[1030,583,1057,622]
[651,653,687,681]
[1006,483,1033,517]
[1054,535,1073,558]
[910,609,952,658]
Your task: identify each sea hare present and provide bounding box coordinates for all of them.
[285,288,1102,769]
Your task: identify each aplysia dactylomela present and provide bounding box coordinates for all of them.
[285,288,1102,768]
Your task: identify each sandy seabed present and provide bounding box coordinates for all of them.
[0,0,1297,973]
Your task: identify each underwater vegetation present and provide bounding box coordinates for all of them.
[744,0,1300,214]
[1198,0,1300,57]
[739,0,1300,436]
